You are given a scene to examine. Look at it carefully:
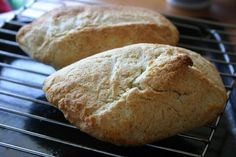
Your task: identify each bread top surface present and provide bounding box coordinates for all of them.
[43,44,227,145]
[16,5,179,69]
[22,5,174,38]
[44,43,225,97]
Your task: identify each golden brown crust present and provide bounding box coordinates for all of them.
[16,5,179,69]
[43,44,227,145]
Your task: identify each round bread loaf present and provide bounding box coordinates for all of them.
[43,44,227,145]
[16,5,178,69]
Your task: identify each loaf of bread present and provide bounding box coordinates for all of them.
[16,5,178,69]
[43,44,227,145]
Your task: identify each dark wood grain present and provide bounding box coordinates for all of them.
[89,0,236,24]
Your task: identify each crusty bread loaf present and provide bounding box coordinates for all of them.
[43,44,226,145]
[16,5,178,69]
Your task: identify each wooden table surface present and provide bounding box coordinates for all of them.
[88,0,236,24]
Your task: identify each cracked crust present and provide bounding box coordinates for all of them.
[16,4,179,69]
[43,44,227,145]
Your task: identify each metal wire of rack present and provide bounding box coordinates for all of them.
[0,0,235,157]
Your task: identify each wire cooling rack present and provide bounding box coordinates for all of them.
[0,0,235,157]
